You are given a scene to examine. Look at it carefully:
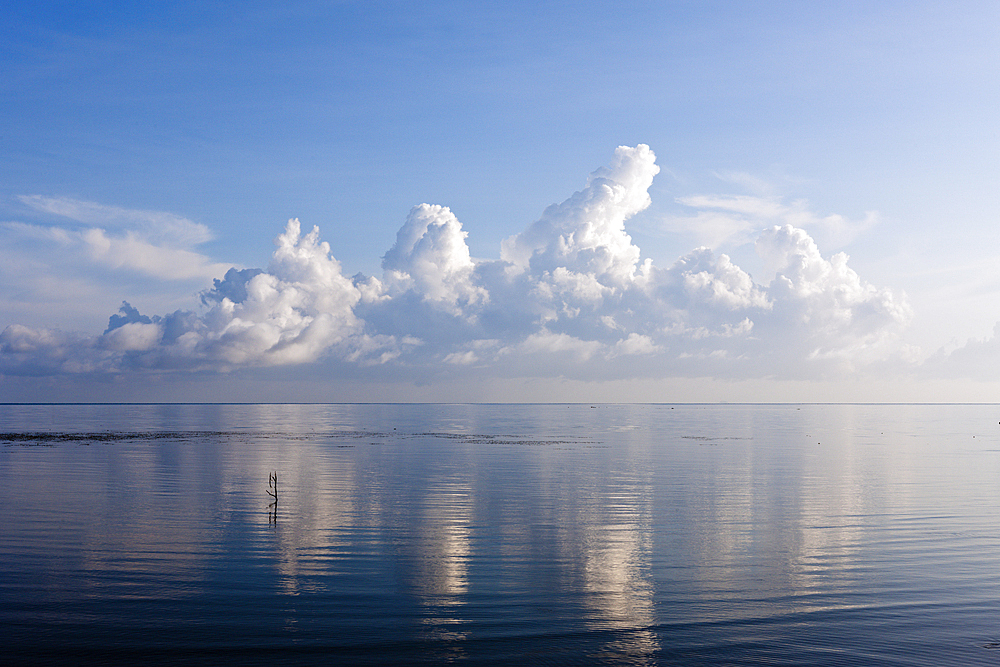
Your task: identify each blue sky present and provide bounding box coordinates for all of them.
[2,1,999,402]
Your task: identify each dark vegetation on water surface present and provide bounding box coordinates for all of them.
[0,430,603,447]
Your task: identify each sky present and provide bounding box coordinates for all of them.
[1,0,999,403]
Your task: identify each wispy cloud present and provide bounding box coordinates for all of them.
[17,196,214,246]
[3,221,232,281]
[7,195,230,280]
[0,197,237,335]
[664,191,880,252]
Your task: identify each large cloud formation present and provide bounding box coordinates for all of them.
[1,145,917,381]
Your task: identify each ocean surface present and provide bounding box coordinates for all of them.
[3,403,1000,666]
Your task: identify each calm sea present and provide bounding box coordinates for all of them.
[3,403,1000,665]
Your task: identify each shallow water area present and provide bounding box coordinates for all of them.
[3,403,1000,665]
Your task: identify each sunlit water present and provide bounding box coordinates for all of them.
[3,403,1000,665]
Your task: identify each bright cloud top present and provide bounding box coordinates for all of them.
[1,145,918,381]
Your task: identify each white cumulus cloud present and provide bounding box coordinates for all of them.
[1,145,917,384]
[381,204,488,314]
[501,144,658,284]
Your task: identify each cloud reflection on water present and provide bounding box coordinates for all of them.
[7,404,1000,664]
